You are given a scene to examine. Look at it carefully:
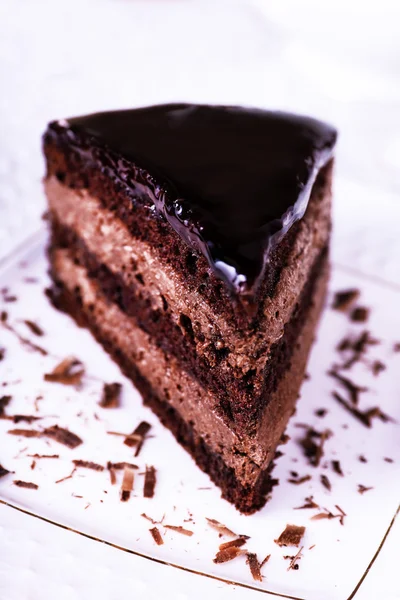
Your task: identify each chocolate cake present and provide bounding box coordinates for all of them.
[43,104,337,513]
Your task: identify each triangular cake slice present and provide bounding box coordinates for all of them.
[43,104,337,513]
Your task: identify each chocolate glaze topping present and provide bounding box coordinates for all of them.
[49,104,336,296]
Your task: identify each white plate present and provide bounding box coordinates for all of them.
[0,224,399,600]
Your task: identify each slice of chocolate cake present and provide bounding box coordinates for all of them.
[43,104,337,513]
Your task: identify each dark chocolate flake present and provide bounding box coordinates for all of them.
[328,370,368,405]
[294,496,319,510]
[0,464,12,479]
[8,428,42,438]
[274,524,305,547]
[287,474,312,485]
[44,425,83,448]
[246,553,263,582]
[23,320,44,336]
[0,348,5,361]
[359,455,367,463]
[107,461,138,470]
[0,394,12,416]
[27,453,59,459]
[299,427,331,467]
[120,466,134,501]
[332,460,344,476]
[260,554,271,569]
[143,465,157,498]
[124,421,152,456]
[14,480,38,490]
[315,408,328,418]
[320,474,332,491]
[358,484,374,494]
[371,360,386,376]
[384,457,394,463]
[350,307,369,323]
[332,289,360,312]
[164,525,194,537]
[44,357,84,386]
[99,382,122,408]
[1,317,47,355]
[332,392,393,428]
[218,537,249,551]
[213,546,245,564]
[206,518,237,537]
[149,527,164,545]
[73,460,104,471]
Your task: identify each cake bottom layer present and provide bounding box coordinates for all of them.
[48,247,329,513]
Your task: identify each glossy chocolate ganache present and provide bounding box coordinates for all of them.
[49,104,337,295]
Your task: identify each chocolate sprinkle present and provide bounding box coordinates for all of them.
[143,465,157,498]
[44,357,84,386]
[274,524,305,547]
[320,474,332,491]
[14,480,38,490]
[149,527,163,545]
[350,307,369,323]
[213,546,245,564]
[332,289,360,312]
[332,460,344,476]
[72,460,104,471]
[99,382,122,408]
[44,425,83,448]
[246,553,263,582]
[164,525,194,537]
[23,320,44,336]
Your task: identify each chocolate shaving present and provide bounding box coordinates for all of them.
[332,289,360,312]
[213,546,245,564]
[358,484,373,494]
[0,347,5,361]
[0,464,12,479]
[0,394,12,416]
[99,382,122,408]
[350,307,369,323]
[294,496,319,510]
[1,317,47,356]
[8,428,42,438]
[107,461,138,470]
[299,427,331,467]
[274,524,305,547]
[371,360,386,376]
[206,518,237,537]
[120,466,134,501]
[143,465,157,498]
[315,408,327,418]
[109,467,116,485]
[219,537,248,551]
[332,460,344,476]
[359,455,367,463]
[164,525,194,537]
[73,460,104,471]
[332,392,393,427]
[30,460,36,470]
[44,357,84,386]
[340,330,380,370]
[328,370,368,405]
[149,527,163,545]
[55,467,76,484]
[44,425,83,448]
[27,454,59,459]
[124,421,152,456]
[141,513,165,525]
[335,505,347,526]
[14,480,38,489]
[320,474,332,491]
[23,320,44,336]
[311,505,346,525]
[393,343,400,353]
[3,414,42,424]
[384,457,394,463]
[246,553,262,582]
[260,554,271,569]
[286,547,303,571]
[287,474,312,485]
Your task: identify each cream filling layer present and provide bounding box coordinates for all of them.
[46,176,331,380]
